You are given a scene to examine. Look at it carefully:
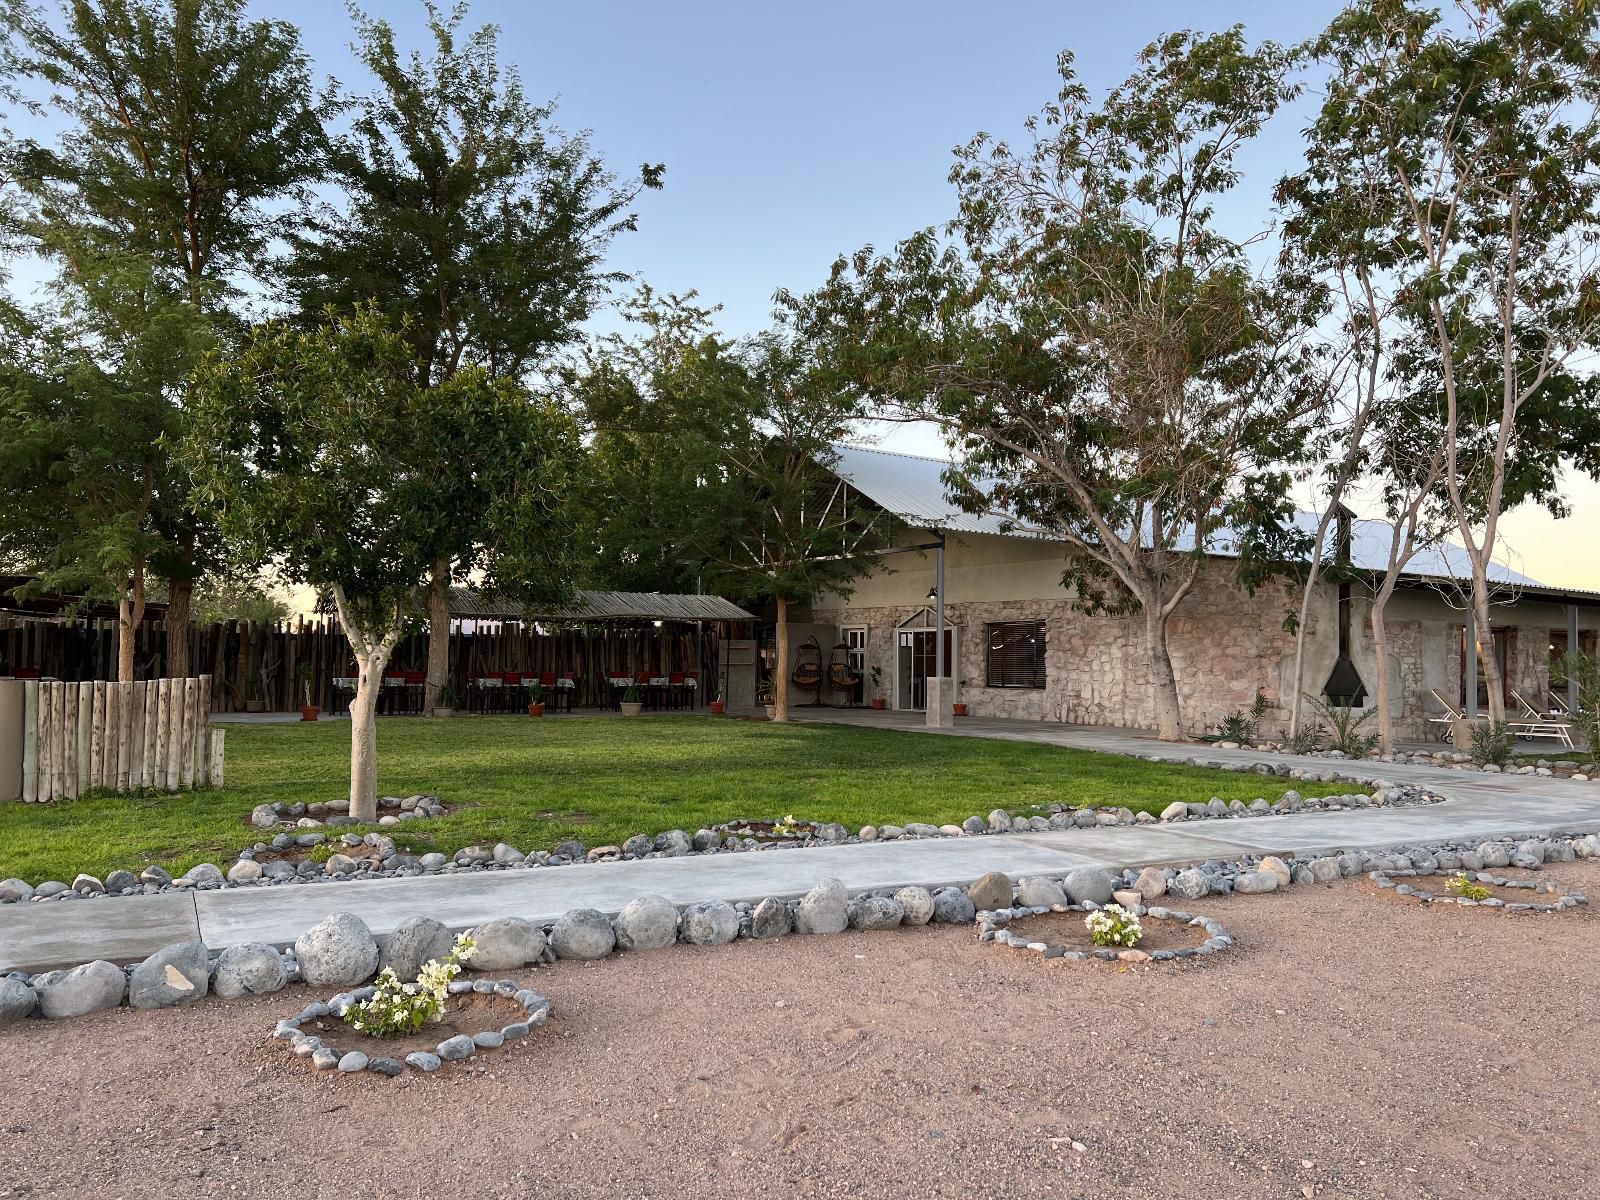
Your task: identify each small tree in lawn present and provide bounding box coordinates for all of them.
[184,306,581,819]
[789,30,1321,740]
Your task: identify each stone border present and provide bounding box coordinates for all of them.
[248,793,449,832]
[1213,740,1597,783]
[977,901,1233,964]
[272,979,551,1076]
[1369,868,1587,912]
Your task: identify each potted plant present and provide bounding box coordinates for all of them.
[708,676,725,716]
[620,683,643,717]
[952,701,968,717]
[434,682,458,718]
[869,666,886,710]
[527,680,544,717]
[296,662,320,721]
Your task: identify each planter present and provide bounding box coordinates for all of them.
[870,697,887,710]
[709,700,725,716]
[432,707,455,718]
[764,703,777,720]
[527,702,544,717]
[952,703,968,717]
[244,699,266,713]
[299,704,321,722]
[620,701,644,717]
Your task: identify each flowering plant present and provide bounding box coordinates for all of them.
[1444,872,1491,901]
[343,932,477,1039]
[1084,903,1142,948]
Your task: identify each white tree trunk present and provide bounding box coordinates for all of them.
[348,648,390,822]
[1470,584,1506,725]
[773,596,790,723]
[1370,586,1396,753]
[1145,608,1184,741]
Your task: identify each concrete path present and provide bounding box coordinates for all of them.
[6,716,1599,974]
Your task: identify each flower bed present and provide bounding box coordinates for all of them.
[1368,867,1587,912]
[977,901,1234,964]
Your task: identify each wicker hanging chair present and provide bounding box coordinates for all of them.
[826,642,861,703]
[791,636,824,704]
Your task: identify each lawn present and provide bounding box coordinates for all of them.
[0,715,1358,884]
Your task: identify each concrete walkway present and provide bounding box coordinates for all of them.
[6,717,1599,974]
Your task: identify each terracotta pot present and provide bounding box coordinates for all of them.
[710,700,726,715]
[870,697,887,710]
[620,701,644,717]
[952,703,968,717]
[528,702,544,717]
[299,705,320,722]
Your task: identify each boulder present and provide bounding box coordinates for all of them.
[750,897,793,939]
[33,960,126,1018]
[1308,857,1342,884]
[212,943,289,999]
[492,843,525,865]
[0,977,37,1025]
[1063,867,1115,906]
[1168,869,1210,901]
[1258,856,1292,887]
[680,900,740,945]
[71,873,104,895]
[0,878,34,903]
[181,863,224,886]
[1233,871,1279,895]
[962,816,986,834]
[613,895,680,951]
[550,909,616,960]
[1159,802,1188,822]
[226,859,263,883]
[654,830,692,857]
[128,941,210,1009]
[468,917,546,970]
[931,886,976,924]
[622,834,655,857]
[379,916,454,980]
[966,871,1013,911]
[1476,842,1511,868]
[1017,876,1067,909]
[795,878,849,935]
[850,895,904,931]
[250,804,280,829]
[295,912,380,987]
[1132,866,1167,900]
[894,886,935,926]
[986,809,1012,833]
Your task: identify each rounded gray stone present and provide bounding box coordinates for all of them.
[893,886,935,926]
[966,871,1013,911]
[406,1051,441,1072]
[749,897,792,939]
[467,917,547,970]
[1017,876,1067,909]
[294,912,380,987]
[1233,871,1279,895]
[33,960,126,1019]
[337,1050,369,1072]
[0,977,37,1025]
[654,829,692,857]
[848,895,904,930]
[931,887,976,924]
[1063,867,1115,905]
[437,1033,475,1060]
[182,863,224,885]
[550,908,617,960]
[613,895,680,951]
[1168,868,1211,901]
[795,878,849,935]
[0,878,34,902]
[379,916,454,980]
[128,940,210,1009]
[986,808,1012,832]
[213,942,289,999]
[226,859,263,884]
[680,900,740,945]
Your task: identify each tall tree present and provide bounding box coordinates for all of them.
[184,306,582,819]
[790,30,1320,740]
[1,0,326,678]
[283,1,662,714]
[1299,0,1600,724]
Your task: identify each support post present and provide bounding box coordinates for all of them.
[927,535,954,729]
[1568,604,1580,714]
[1464,607,1478,720]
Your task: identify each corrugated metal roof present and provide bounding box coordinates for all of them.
[827,442,1593,595]
[448,588,754,623]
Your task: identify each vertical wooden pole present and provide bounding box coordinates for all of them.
[165,678,182,790]
[194,675,211,784]
[208,726,225,787]
[179,676,197,788]
[141,682,158,789]
[90,680,106,789]
[37,682,53,802]
[129,680,147,790]
[154,679,171,790]
[19,681,36,803]
[76,681,92,793]
[51,682,68,801]
[62,683,78,800]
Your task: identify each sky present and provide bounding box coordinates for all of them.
[11,0,1600,590]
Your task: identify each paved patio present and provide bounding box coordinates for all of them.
[5,714,1598,974]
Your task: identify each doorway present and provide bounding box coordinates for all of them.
[896,625,956,712]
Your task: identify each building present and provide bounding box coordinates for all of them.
[797,444,1599,741]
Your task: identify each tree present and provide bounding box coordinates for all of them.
[1,0,326,678]
[282,1,662,713]
[1299,0,1600,724]
[184,306,582,819]
[576,291,896,721]
[789,30,1320,740]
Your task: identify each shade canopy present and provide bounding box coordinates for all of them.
[447,588,754,623]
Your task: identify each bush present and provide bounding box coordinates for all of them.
[1306,695,1378,758]
[1282,724,1323,756]
[1551,651,1599,751]
[343,932,476,1039]
[1444,871,1491,901]
[1216,691,1270,743]
[1469,719,1514,767]
[1084,903,1142,948]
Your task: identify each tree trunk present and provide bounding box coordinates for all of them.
[424,557,450,715]
[116,560,146,683]
[1370,586,1395,754]
[1145,607,1184,741]
[348,647,390,822]
[165,576,192,679]
[1471,585,1506,725]
[773,596,790,723]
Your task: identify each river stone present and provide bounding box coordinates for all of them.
[1309,857,1342,884]
[1132,867,1167,900]
[437,1034,475,1060]
[0,878,34,902]
[182,863,224,885]
[33,960,126,1018]
[894,886,935,926]
[1159,801,1188,821]
[1017,876,1068,909]
[966,871,1012,911]
[795,878,849,935]
[1168,869,1210,901]
[654,829,692,857]
[337,1051,369,1072]
[295,912,380,987]
[128,941,209,1009]
[962,815,986,834]
[1477,842,1512,868]
[749,897,792,939]
[1063,867,1115,905]
[986,809,1012,832]
[1259,856,1292,887]
[614,895,680,951]
[226,859,263,884]
[379,916,454,980]
[680,900,740,945]
[468,917,546,970]
[250,804,280,829]
[622,834,655,857]
[931,886,976,924]
[550,909,616,959]
[213,942,289,998]
[1234,871,1279,895]
[406,1051,441,1072]
[71,873,105,895]
[848,896,904,930]
[0,977,37,1024]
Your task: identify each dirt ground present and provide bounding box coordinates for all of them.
[2,860,1598,1200]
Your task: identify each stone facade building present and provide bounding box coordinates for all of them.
[797,445,1600,743]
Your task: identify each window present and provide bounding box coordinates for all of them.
[986,620,1046,689]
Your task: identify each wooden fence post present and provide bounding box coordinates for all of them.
[90,680,106,789]
[208,726,225,787]
[142,682,158,789]
[76,681,92,794]
[179,676,197,789]
[62,683,78,800]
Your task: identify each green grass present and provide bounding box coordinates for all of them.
[0,715,1359,884]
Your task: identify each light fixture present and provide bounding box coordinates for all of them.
[926,586,939,601]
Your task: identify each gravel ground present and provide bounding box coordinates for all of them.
[3,859,1598,1200]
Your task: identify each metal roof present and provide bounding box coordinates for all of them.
[448,588,754,623]
[826,442,1590,595]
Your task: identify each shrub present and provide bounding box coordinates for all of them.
[1282,724,1323,756]
[1469,719,1514,767]
[1085,903,1142,948]
[1305,695,1378,758]
[343,932,477,1039]
[1444,872,1491,901]
[1216,691,1270,743]
[1550,651,1599,750]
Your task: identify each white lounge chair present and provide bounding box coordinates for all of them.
[1427,689,1465,742]
[1509,689,1575,748]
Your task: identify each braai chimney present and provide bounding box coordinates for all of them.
[1321,504,1368,706]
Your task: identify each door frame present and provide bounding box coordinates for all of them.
[895,623,958,712]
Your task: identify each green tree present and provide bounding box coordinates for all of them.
[282,1,661,713]
[1,0,326,678]
[1294,0,1600,725]
[184,306,582,819]
[789,30,1320,741]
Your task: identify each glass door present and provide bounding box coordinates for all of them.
[896,628,954,711]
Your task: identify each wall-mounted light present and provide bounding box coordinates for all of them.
[925,586,939,601]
